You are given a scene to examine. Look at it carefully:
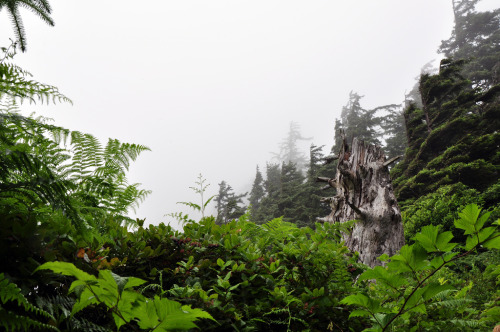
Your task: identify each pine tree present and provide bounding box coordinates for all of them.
[255,163,281,223]
[277,161,305,223]
[248,166,265,222]
[378,104,407,158]
[215,181,247,225]
[272,121,312,172]
[391,56,500,230]
[295,144,335,227]
[439,0,500,89]
[332,92,381,154]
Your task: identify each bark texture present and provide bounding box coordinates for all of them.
[319,135,404,267]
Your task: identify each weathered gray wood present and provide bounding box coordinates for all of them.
[321,134,405,267]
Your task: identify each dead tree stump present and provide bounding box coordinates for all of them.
[318,135,404,267]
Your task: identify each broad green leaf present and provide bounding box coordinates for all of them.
[377,312,397,328]
[137,296,214,331]
[414,225,440,252]
[36,262,95,282]
[349,309,371,318]
[475,211,492,232]
[388,244,429,273]
[71,288,98,315]
[405,288,426,311]
[408,303,426,314]
[465,235,479,251]
[341,293,371,307]
[217,258,224,267]
[455,204,481,235]
[378,253,390,262]
[435,231,457,252]
[124,276,147,289]
[422,282,453,301]
[483,233,500,249]
[359,266,406,290]
[116,291,145,327]
[68,279,88,294]
[111,271,129,296]
[112,312,128,330]
[98,270,119,300]
[341,293,385,313]
[478,227,496,242]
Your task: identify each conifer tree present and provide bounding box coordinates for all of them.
[277,161,305,223]
[378,104,407,158]
[294,144,335,227]
[272,121,311,172]
[332,92,381,154]
[255,163,281,223]
[439,0,500,89]
[248,166,265,222]
[215,181,247,225]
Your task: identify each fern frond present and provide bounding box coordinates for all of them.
[18,0,54,27]
[0,273,58,331]
[0,62,71,103]
[5,5,27,52]
[0,309,59,332]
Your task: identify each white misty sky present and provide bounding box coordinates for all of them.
[0,1,497,229]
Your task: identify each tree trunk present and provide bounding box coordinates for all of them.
[319,134,404,267]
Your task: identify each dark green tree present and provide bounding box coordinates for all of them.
[391,57,500,240]
[255,163,281,223]
[215,181,247,225]
[277,161,305,224]
[248,166,265,222]
[439,0,500,89]
[0,0,54,52]
[294,144,335,227]
[378,104,407,158]
[332,92,381,154]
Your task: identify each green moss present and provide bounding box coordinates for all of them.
[402,183,483,242]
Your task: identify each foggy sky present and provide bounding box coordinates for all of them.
[1,1,497,229]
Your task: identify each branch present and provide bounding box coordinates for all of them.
[382,234,500,331]
[382,155,402,168]
[346,200,366,219]
[320,196,333,203]
[316,216,332,223]
[323,155,339,164]
[316,177,337,188]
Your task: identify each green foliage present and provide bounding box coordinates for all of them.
[0,41,69,102]
[99,213,360,331]
[401,183,485,242]
[393,4,500,212]
[0,1,54,52]
[0,273,58,331]
[36,262,214,331]
[341,204,500,331]
[214,180,247,225]
[176,174,215,220]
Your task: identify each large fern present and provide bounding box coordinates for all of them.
[0,43,150,231]
[0,273,59,331]
[0,2,54,52]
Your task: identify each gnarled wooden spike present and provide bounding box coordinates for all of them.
[319,136,404,267]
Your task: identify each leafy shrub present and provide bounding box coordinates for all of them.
[402,183,484,242]
[342,204,500,331]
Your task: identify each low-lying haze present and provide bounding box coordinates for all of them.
[1,0,497,228]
